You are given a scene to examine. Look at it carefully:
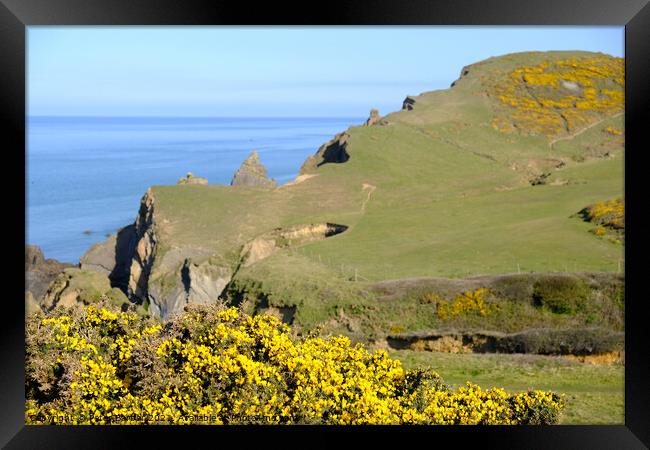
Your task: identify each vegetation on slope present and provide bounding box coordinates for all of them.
[228,267,624,346]
[25,303,564,425]
[391,351,623,425]
[136,52,623,319]
[578,197,624,243]
[488,54,623,136]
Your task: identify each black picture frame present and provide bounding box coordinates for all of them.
[2,0,648,447]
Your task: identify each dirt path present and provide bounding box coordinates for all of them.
[361,183,376,212]
[280,173,318,188]
[549,112,623,149]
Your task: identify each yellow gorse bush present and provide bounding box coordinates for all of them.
[427,288,498,320]
[488,56,624,136]
[25,304,564,425]
[580,197,624,244]
[585,198,624,230]
[604,126,623,136]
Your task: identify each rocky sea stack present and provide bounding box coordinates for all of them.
[231,150,277,188]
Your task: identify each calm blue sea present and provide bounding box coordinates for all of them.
[27,116,363,264]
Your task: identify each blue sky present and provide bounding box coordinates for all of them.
[28,26,624,118]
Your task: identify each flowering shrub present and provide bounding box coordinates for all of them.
[604,126,623,136]
[427,288,499,320]
[585,198,624,230]
[489,56,624,136]
[26,304,564,425]
[579,198,624,244]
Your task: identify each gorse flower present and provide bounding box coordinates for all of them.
[585,198,624,230]
[581,198,624,243]
[430,288,499,320]
[489,56,624,137]
[25,305,564,425]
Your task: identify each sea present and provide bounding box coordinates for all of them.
[26,116,363,264]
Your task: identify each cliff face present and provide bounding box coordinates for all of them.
[25,245,74,314]
[80,224,135,290]
[128,188,157,301]
[123,188,236,318]
[121,187,349,319]
[25,245,73,301]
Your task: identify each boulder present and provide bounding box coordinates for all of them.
[231,150,277,188]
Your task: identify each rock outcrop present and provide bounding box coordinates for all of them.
[185,260,233,307]
[122,189,236,319]
[402,96,416,110]
[177,172,208,185]
[231,151,277,188]
[40,268,131,312]
[120,188,350,319]
[128,188,158,301]
[299,132,351,174]
[25,245,74,307]
[364,108,381,126]
[80,224,135,290]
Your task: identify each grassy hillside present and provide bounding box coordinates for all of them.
[141,50,623,333]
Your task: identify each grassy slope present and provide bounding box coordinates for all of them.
[391,350,624,424]
[148,50,624,327]
[151,50,623,276]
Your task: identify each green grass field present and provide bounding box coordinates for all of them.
[390,350,624,424]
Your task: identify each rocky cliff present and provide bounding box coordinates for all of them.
[364,108,382,126]
[25,245,74,312]
[299,132,351,174]
[80,224,135,290]
[123,188,236,318]
[120,185,350,318]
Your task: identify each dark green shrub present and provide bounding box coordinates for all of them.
[532,277,591,314]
